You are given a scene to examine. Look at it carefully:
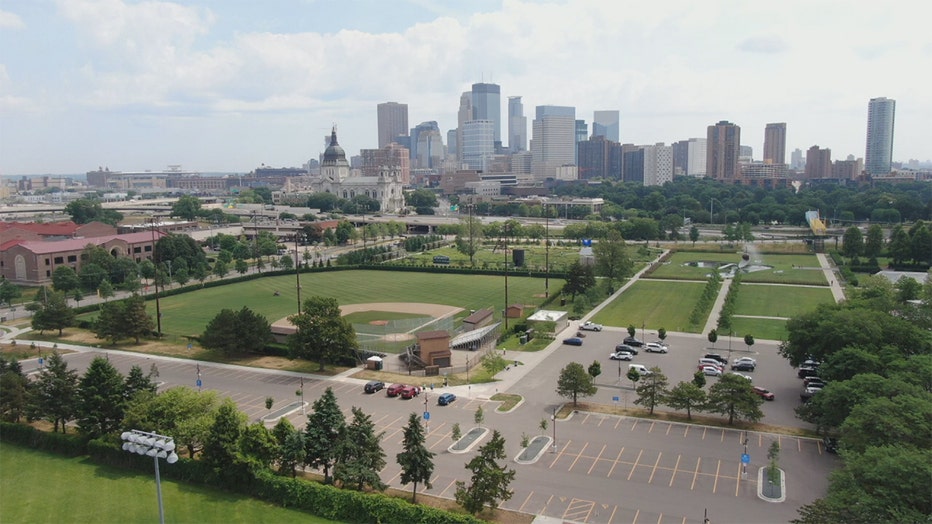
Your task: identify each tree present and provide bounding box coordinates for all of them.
[171,195,202,220]
[27,352,79,433]
[76,356,126,438]
[397,413,435,503]
[97,279,115,301]
[689,225,700,245]
[122,386,221,458]
[888,225,911,265]
[272,418,306,478]
[692,369,707,388]
[201,307,273,355]
[288,296,358,372]
[0,358,29,422]
[212,259,229,278]
[627,325,636,337]
[334,407,387,491]
[744,334,755,351]
[240,422,279,469]
[563,261,595,300]
[64,198,123,225]
[665,381,706,420]
[0,279,22,306]
[556,362,597,407]
[31,290,75,336]
[304,387,345,484]
[279,254,294,270]
[52,265,80,293]
[451,423,462,442]
[839,394,932,453]
[593,230,633,293]
[474,405,485,426]
[863,223,884,259]
[122,294,155,343]
[841,226,863,261]
[201,399,248,484]
[706,373,763,425]
[79,262,108,291]
[234,258,249,275]
[657,328,667,343]
[95,300,126,344]
[587,360,602,379]
[123,364,157,401]
[707,329,718,349]
[767,441,781,484]
[454,215,485,267]
[634,366,668,415]
[454,430,516,515]
[627,367,641,389]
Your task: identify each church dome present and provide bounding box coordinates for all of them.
[322,128,347,165]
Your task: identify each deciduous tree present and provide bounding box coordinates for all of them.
[31,290,75,336]
[634,366,668,415]
[593,230,633,293]
[201,307,273,355]
[288,296,357,371]
[556,362,597,407]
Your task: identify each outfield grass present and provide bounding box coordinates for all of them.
[591,280,706,333]
[403,243,660,273]
[734,283,834,318]
[0,443,335,524]
[729,316,789,341]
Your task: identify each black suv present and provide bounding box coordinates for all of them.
[623,337,644,347]
[703,353,729,366]
[731,361,756,372]
[822,437,839,454]
[614,344,638,355]
[364,381,385,394]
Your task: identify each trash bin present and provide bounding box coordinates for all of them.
[560,298,566,306]
[519,335,528,344]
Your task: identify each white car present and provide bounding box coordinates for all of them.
[579,321,603,332]
[609,351,634,361]
[729,372,753,382]
[701,365,722,377]
[644,342,668,353]
[733,357,757,366]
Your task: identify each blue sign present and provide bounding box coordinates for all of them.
[38,358,44,365]
[423,412,430,420]
[196,379,202,388]
[741,453,750,464]
[612,396,620,402]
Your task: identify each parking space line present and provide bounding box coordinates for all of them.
[429,431,451,450]
[817,440,823,455]
[518,491,534,513]
[580,413,590,424]
[759,433,763,447]
[588,444,607,475]
[683,425,689,438]
[690,457,701,490]
[665,423,672,435]
[631,420,639,431]
[735,462,742,496]
[669,454,681,487]
[656,514,663,524]
[627,449,643,481]
[607,447,625,478]
[648,452,662,483]
[720,428,726,442]
[632,508,640,524]
[563,498,595,522]
[701,427,707,440]
[425,422,445,438]
[567,442,589,472]
[548,440,571,469]
[614,418,622,430]
[648,421,655,433]
[439,478,457,497]
[712,459,722,494]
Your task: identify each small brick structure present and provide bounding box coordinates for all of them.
[416,330,452,368]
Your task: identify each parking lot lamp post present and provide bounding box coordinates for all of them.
[545,203,550,298]
[551,407,557,452]
[294,230,303,314]
[121,430,178,524]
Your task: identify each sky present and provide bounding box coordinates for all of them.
[1,0,930,176]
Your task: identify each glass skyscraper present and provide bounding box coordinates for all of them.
[471,83,501,145]
[865,97,895,175]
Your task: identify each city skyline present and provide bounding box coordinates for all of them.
[0,0,929,175]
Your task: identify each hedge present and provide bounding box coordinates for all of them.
[0,422,88,457]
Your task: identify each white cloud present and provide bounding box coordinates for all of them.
[0,9,24,28]
[737,35,788,54]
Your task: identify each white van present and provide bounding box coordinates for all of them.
[628,364,651,376]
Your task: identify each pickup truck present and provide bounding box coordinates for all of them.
[579,321,603,331]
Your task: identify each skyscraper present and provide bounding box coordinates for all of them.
[593,110,620,142]
[687,138,707,177]
[763,123,786,165]
[462,120,495,171]
[706,121,741,181]
[575,120,588,164]
[865,97,895,175]
[377,102,408,148]
[508,96,527,152]
[805,145,832,179]
[471,83,501,145]
[530,105,576,180]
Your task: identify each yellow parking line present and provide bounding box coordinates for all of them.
[712,459,722,494]
[690,457,701,490]
[735,462,743,496]
[648,421,655,433]
[632,508,640,524]
[548,440,571,469]
[669,454,682,487]
[588,444,607,475]
[518,491,534,513]
[568,442,589,472]
[627,449,644,481]
[648,452,662,484]
[607,447,625,478]
[607,505,618,523]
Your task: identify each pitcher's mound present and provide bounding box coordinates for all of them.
[369,320,389,326]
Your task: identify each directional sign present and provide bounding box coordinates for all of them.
[612,396,620,402]
[423,412,430,421]
[196,379,202,388]
[741,453,750,464]
[38,358,44,366]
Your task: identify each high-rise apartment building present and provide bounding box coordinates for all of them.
[508,96,527,153]
[706,121,741,181]
[865,97,895,175]
[672,140,689,176]
[805,146,832,179]
[642,143,674,186]
[577,136,622,180]
[687,138,707,177]
[763,123,786,165]
[530,105,576,180]
[462,120,495,171]
[790,148,805,170]
[471,83,501,145]
[376,102,408,148]
[593,110,620,142]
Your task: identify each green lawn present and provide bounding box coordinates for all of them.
[591,280,706,333]
[343,310,427,323]
[734,283,835,318]
[402,243,659,274]
[728,316,789,342]
[646,251,826,285]
[0,443,335,524]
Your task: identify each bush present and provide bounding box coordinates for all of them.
[0,422,88,456]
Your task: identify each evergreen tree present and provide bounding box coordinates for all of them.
[94,300,126,344]
[77,356,126,438]
[454,430,516,515]
[240,422,279,469]
[665,381,707,420]
[304,387,345,484]
[31,290,75,336]
[201,307,272,355]
[123,364,158,402]
[706,373,763,425]
[0,357,29,422]
[634,366,668,415]
[334,407,387,491]
[201,399,247,481]
[27,352,78,433]
[396,413,435,503]
[122,294,155,343]
[97,279,115,300]
[273,418,305,478]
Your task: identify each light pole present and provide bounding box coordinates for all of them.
[544,202,550,298]
[709,197,724,227]
[551,407,557,452]
[121,429,179,524]
[149,219,162,336]
[294,230,303,314]
[503,239,509,331]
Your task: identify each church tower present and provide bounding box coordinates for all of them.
[320,127,350,182]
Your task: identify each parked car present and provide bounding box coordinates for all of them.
[701,365,723,377]
[386,383,406,397]
[729,372,753,382]
[614,344,638,355]
[798,366,819,379]
[803,376,825,387]
[822,437,839,454]
[703,353,729,366]
[752,386,775,400]
[644,342,668,353]
[628,364,652,376]
[364,380,385,394]
[733,357,757,366]
[563,337,584,346]
[400,385,420,399]
[731,361,756,372]
[699,358,725,370]
[623,336,645,347]
[800,384,824,400]
[437,392,456,406]
[609,351,634,361]
[579,321,603,331]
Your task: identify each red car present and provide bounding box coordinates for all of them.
[386,384,406,397]
[753,386,775,400]
[400,386,420,399]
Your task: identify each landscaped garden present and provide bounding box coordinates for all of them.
[591,279,706,333]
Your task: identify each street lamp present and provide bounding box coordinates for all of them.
[551,407,557,452]
[148,219,162,336]
[709,197,725,227]
[121,429,179,524]
[294,230,303,314]
[544,202,550,298]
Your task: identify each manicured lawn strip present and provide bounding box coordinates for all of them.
[734,284,834,318]
[0,443,334,524]
[591,280,706,333]
[728,316,788,342]
[343,310,428,324]
[740,253,826,285]
[404,244,587,272]
[642,251,741,280]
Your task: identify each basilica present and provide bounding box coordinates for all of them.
[310,128,405,214]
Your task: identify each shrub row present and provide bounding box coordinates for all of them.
[716,272,741,332]
[689,274,721,328]
[0,422,88,457]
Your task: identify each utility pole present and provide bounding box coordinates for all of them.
[544,202,550,298]
[149,218,162,336]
